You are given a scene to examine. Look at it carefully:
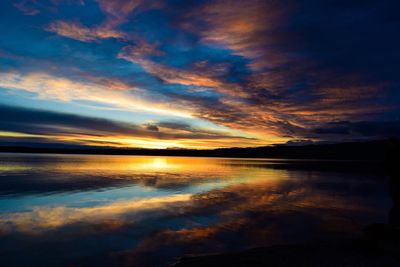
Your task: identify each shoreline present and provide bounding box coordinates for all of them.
[0,139,393,161]
[170,224,400,267]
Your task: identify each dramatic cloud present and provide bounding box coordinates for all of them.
[0,105,258,148]
[1,0,399,147]
[182,0,288,70]
[46,0,161,42]
[171,0,400,140]
[0,71,190,117]
[118,43,248,98]
[47,20,124,42]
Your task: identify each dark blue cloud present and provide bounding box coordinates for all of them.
[313,120,400,139]
[0,105,251,142]
[1,0,399,145]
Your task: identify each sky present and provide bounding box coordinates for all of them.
[0,0,399,149]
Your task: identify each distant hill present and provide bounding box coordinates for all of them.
[0,139,398,160]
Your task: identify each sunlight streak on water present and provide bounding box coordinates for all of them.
[0,154,392,267]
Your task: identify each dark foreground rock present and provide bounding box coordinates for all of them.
[171,225,400,267]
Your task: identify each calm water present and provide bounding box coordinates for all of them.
[0,154,392,266]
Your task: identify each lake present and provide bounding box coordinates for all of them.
[0,154,392,266]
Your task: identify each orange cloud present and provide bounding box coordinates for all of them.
[0,71,192,117]
[182,0,289,70]
[118,44,249,98]
[46,1,162,42]
[46,20,124,42]
[97,0,142,18]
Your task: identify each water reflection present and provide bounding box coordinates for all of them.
[0,154,287,196]
[0,154,391,267]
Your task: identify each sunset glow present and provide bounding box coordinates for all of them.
[0,1,399,148]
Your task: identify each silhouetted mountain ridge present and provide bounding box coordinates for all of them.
[0,139,397,160]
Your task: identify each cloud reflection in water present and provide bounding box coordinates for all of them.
[0,154,391,266]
